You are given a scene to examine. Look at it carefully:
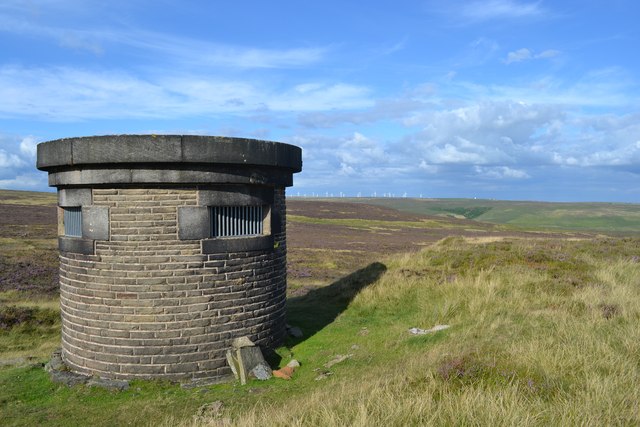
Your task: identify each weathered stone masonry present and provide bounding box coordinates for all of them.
[37,135,301,381]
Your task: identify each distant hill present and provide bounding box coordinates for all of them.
[329,197,640,233]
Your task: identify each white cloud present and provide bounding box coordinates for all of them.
[336,132,387,166]
[338,163,357,176]
[19,136,39,158]
[474,166,530,179]
[437,68,633,108]
[0,65,372,120]
[0,11,327,69]
[457,0,543,22]
[298,97,427,128]
[430,140,489,164]
[536,49,560,59]
[0,149,25,168]
[505,48,561,64]
[270,84,372,112]
[548,115,640,168]
[400,99,640,182]
[506,48,532,64]
[0,173,47,190]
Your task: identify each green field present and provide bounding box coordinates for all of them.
[341,197,640,233]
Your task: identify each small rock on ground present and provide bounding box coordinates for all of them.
[408,325,450,335]
[49,370,90,387]
[273,366,295,380]
[324,354,353,369]
[314,370,333,381]
[250,363,272,381]
[286,359,301,368]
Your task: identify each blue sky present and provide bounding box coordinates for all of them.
[1,0,639,202]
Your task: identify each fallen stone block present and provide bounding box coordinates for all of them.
[324,354,353,369]
[226,336,272,384]
[408,325,450,335]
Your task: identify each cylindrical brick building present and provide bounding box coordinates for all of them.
[36,135,302,381]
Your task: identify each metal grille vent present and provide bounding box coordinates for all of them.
[63,207,82,237]
[210,206,264,238]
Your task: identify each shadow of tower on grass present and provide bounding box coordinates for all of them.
[285,261,387,346]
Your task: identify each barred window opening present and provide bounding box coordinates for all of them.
[209,205,265,238]
[63,207,82,237]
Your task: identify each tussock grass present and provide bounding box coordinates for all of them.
[0,300,61,360]
[198,237,640,426]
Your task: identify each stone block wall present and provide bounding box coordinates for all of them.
[58,187,287,381]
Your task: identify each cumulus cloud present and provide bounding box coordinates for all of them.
[0,173,47,190]
[418,161,439,174]
[549,116,640,169]
[0,149,25,168]
[0,134,46,190]
[19,136,38,158]
[287,131,412,191]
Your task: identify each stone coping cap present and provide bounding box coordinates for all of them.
[37,135,302,172]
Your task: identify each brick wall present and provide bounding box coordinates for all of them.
[58,187,287,381]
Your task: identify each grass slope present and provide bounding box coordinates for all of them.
[3,237,640,426]
[223,237,640,426]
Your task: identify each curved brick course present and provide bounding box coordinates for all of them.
[37,136,300,381]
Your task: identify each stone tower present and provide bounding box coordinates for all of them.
[37,135,302,381]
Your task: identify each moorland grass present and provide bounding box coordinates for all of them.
[205,237,640,426]
[288,214,486,231]
[2,237,639,426]
[0,189,56,206]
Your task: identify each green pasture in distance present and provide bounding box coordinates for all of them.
[339,198,640,233]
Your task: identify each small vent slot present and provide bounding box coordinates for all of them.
[63,207,82,237]
[210,205,263,238]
